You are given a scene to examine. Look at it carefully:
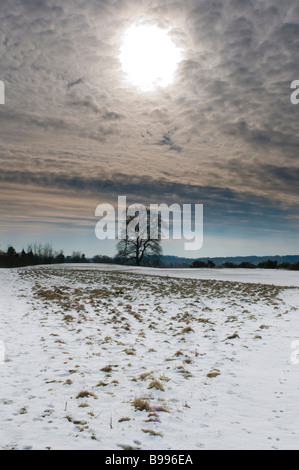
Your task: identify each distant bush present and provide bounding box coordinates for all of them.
[191,258,299,271]
[92,255,114,264]
[191,260,215,268]
[221,262,237,268]
[257,259,278,269]
[238,261,255,269]
[289,262,299,271]
[65,252,87,264]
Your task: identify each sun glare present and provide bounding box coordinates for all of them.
[119,23,183,92]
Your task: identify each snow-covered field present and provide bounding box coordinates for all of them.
[0,264,299,450]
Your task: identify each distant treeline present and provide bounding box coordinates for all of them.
[191,259,299,270]
[1,244,299,271]
[0,244,155,268]
[0,244,119,268]
[0,244,65,268]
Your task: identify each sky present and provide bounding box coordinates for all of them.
[0,0,299,258]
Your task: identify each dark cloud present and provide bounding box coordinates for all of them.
[156,133,182,153]
[223,121,299,150]
[102,110,124,121]
[0,169,297,234]
[67,78,83,89]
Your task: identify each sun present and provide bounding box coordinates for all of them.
[119,23,183,92]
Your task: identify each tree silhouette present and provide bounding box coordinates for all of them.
[116,207,162,266]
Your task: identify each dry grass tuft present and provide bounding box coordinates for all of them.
[76,390,98,399]
[148,380,165,391]
[132,397,152,412]
[141,428,163,437]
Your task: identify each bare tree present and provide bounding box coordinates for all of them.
[116,207,162,266]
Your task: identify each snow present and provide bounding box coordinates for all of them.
[0,265,299,450]
[50,264,299,287]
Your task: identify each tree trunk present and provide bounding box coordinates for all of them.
[136,240,140,266]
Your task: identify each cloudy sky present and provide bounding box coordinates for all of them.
[0,0,299,258]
